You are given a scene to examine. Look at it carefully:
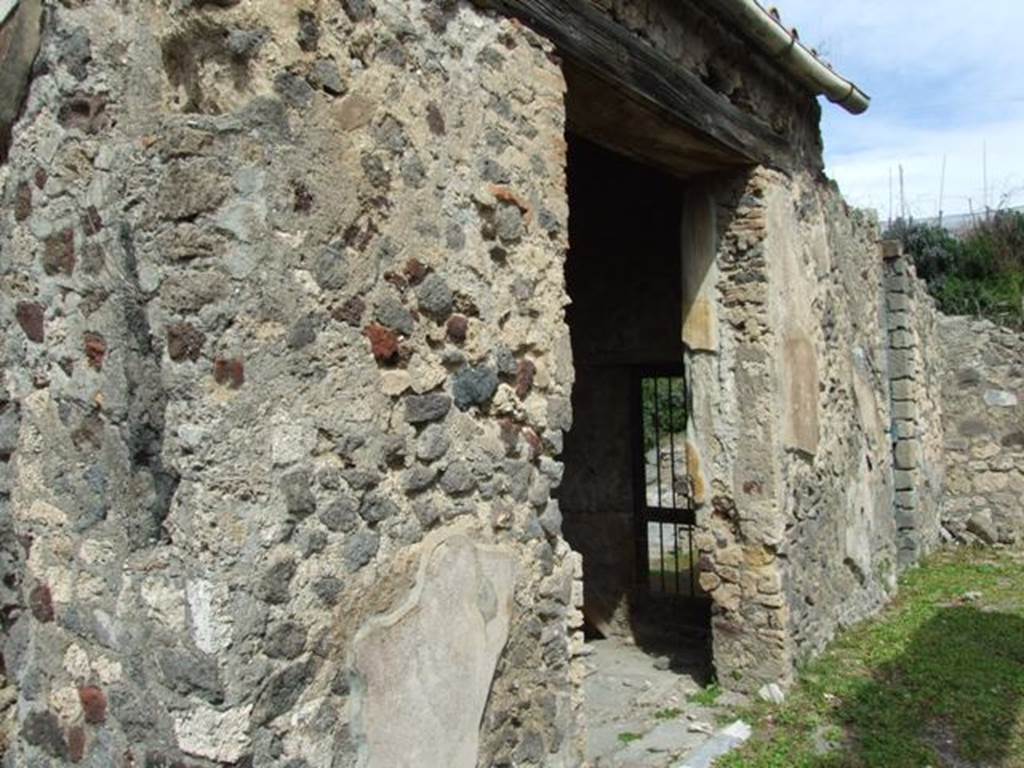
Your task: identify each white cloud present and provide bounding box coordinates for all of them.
[773,0,1024,217]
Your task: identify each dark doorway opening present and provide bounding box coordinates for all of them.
[558,134,711,662]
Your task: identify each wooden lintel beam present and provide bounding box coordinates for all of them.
[474,0,791,167]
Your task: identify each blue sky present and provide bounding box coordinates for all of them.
[777,0,1024,220]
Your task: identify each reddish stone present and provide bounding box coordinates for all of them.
[67,725,86,763]
[445,314,468,344]
[364,323,398,365]
[78,686,107,724]
[403,258,427,285]
[42,228,75,276]
[213,358,245,389]
[29,584,54,622]
[514,359,536,399]
[383,271,408,292]
[498,419,520,456]
[14,181,31,222]
[83,333,106,370]
[166,323,205,362]
[333,296,365,327]
[82,205,103,236]
[16,302,45,343]
[523,427,543,461]
[34,167,47,189]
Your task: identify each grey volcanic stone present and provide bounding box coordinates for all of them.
[281,469,316,517]
[405,394,452,424]
[287,315,318,349]
[310,59,346,95]
[440,461,476,495]
[416,273,454,320]
[319,496,359,532]
[265,621,307,659]
[360,494,398,524]
[313,244,348,290]
[416,424,451,462]
[403,465,438,494]
[313,576,343,606]
[258,558,296,605]
[253,659,316,725]
[376,296,415,336]
[453,366,498,410]
[21,711,66,759]
[159,648,224,704]
[344,530,380,571]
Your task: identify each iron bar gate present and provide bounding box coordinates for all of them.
[631,364,701,599]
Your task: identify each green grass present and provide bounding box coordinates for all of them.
[719,548,1024,768]
[688,683,723,707]
[617,731,643,745]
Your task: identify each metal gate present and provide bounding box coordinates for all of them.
[631,365,701,599]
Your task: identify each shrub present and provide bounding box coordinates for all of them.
[889,212,1024,328]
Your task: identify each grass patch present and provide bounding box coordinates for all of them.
[617,732,643,745]
[654,707,684,721]
[719,548,1024,768]
[688,683,722,707]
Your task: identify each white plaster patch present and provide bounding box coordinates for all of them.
[352,532,516,768]
[63,644,91,680]
[380,370,411,396]
[27,533,73,602]
[271,416,317,466]
[22,499,68,526]
[186,579,234,654]
[94,656,123,685]
[984,389,1018,408]
[78,537,116,566]
[141,577,186,631]
[50,685,80,721]
[174,704,253,763]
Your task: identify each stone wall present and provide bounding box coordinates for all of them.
[685,171,907,682]
[0,1,583,765]
[2,0,1017,764]
[939,315,1024,545]
[882,243,946,567]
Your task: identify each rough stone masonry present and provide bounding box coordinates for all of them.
[0,1,1020,767]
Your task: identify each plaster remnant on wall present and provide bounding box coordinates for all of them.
[351,531,516,768]
[781,335,820,456]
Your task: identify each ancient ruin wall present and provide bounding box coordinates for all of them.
[765,178,901,661]
[1,2,583,765]
[938,315,1024,545]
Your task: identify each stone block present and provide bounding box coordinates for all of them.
[885,275,910,293]
[887,311,912,330]
[892,401,919,421]
[880,240,904,260]
[894,439,920,470]
[893,470,915,491]
[895,489,918,510]
[889,329,914,349]
[887,292,911,312]
[890,379,915,401]
[889,349,917,380]
[893,420,917,440]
